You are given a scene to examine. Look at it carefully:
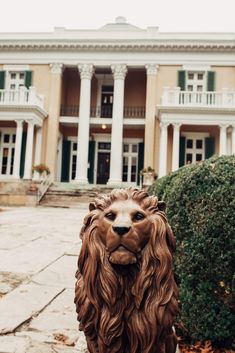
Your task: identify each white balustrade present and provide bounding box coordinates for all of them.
[0,87,44,108]
[161,88,235,108]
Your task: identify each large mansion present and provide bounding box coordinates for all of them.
[0,17,235,186]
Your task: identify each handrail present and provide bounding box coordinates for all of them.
[161,87,235,108]
[60,105,146,118]
[0,87,44,108]
[37,174,52,203]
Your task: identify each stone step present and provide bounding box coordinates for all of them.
[39,183,114,207]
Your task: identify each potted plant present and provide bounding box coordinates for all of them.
[140,166,157,186]
[32,163,50,179]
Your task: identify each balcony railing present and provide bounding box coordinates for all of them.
[161,87,235,108]
[60,105,79,116]
[60,105,146,118]
[0,87,44,109]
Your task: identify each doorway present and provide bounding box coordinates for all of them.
[97,152,110,184]
[101,85,113,118]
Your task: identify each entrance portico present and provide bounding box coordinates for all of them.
[158,111,235,177]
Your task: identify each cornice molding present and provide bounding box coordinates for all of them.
[1,42,235,53]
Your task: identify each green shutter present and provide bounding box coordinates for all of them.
[20,133,27,178]
[24,71,32,88]
[178,70,186,90]
[88,140,95,184]
[205,137,215,159]
[0,71,5,89]
[137,142,144,185]
[207,71,215,91]
[179,136,186,167]
[61,140,71,182]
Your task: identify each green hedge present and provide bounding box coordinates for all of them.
[149,155,235,345]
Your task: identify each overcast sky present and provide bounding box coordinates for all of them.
[2,0,235,33]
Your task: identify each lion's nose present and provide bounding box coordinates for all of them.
[112,226,131,236]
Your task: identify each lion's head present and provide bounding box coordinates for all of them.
[75,188,179,353]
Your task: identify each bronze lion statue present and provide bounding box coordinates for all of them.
[75,188,179,353]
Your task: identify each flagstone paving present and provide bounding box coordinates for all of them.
[0,205,88,353]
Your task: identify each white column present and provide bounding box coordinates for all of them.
[108,64,127,185]
[23,120,35,179]
[172,123,181,171]
[232,125,235,154]
[33,126,42,180]
[75,64,94,184]
[158,122,169,178]
[219,124,228,156]
[13,119,24,179]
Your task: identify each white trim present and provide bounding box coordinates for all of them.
[0,128,16,178]
[181,132,209,138]
[181,132,210,165]
[3,65,30,71]
[182,64,211,71]
[160,112,235,126]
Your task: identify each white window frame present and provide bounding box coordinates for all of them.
[181,132,209,165]
[67,136,77,181]
[123,140,141,184]
[0,128,16,178]
[186,71,206,92]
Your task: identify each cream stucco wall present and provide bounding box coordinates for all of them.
[212,66,235,90]
[31,65,51,112]
[156,66,181,104]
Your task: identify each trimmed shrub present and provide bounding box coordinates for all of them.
[149,155,235,345]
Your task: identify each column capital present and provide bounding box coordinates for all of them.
[111,64,127,80]
[50,63,64,74]
[219,124,229,130]
[160,121,169,129]
[145,64,159,75]
[172,122,182,129]
[25,119,35,127]
[15,119,24,127]
[78,64,94,80]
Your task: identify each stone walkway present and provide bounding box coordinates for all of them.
[0,205,89,353]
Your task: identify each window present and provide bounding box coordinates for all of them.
[7,71,25,90]
[185,136,204,164]
[122,143,138,183]
[186,71,206,92]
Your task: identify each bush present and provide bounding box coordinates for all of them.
[149,156,235,345]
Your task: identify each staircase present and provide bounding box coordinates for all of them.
[39,183,114,207]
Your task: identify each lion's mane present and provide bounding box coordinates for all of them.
[75,188,179,353]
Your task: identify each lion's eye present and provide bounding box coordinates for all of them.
[133,212,145,221]
[105,212,116,221]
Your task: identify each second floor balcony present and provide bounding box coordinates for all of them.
[60,105,146,119]
[161,87,235,109]
[0,86,45,110]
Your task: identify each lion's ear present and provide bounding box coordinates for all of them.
[89,202,96,211]
[158,201,166,212]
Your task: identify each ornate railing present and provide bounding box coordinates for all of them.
[60,105,79,116]
[37,174,52,203]
[0,87,44,109]
[60,105,145,118]
[123,106,145,118]
[161,87,235,108]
